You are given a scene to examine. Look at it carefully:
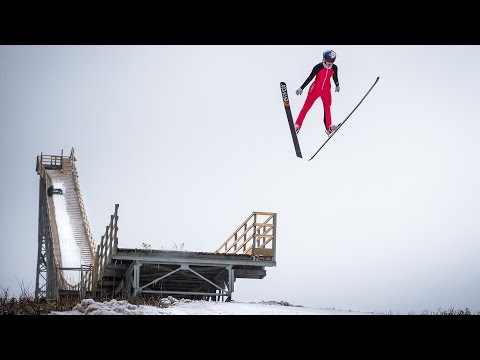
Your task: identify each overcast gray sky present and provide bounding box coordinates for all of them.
[1,45,479,314]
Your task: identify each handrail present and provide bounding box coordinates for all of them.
[66,148,95,292]
[92,204,119,296]
[214,211,276,259]
[71,158,96,263]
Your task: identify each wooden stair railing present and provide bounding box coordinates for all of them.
[214,211,276,258]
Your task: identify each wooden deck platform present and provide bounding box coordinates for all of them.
[94,248,275,300]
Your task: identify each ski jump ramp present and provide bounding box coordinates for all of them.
[35,149,276,301]
[35,149,95,299]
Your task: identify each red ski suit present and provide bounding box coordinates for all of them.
[295,62,339,131]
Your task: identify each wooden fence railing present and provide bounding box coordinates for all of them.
[214,211,276,258]
[36,151,63,175]
[92,204,119,296]
[69,149,96,285]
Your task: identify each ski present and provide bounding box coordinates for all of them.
[308,76,380,161]
[280,82,302,158]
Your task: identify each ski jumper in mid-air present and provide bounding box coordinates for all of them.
[294,50,340,136]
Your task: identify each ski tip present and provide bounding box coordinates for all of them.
[280,81,286,86]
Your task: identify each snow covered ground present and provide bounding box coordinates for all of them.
[50,297,375,315]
